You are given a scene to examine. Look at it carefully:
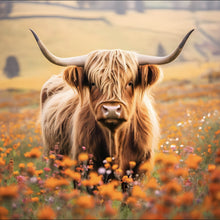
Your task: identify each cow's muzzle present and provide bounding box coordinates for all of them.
[96,102,127,131]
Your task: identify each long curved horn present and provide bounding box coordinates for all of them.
[137,29,194,65]
[30,29,87,67]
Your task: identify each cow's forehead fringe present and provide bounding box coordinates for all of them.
[85,49,138,100]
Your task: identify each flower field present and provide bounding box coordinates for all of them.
[0,80,220,219]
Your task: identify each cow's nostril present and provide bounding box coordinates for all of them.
[102,105,109,115]
[116,105,121,114]
[102,104,122,117]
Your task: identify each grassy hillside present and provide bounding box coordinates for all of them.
[0,2,220,90]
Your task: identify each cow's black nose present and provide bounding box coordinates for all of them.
[102,104,121,118]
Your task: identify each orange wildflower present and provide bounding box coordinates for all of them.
[0,157,5,166]
[208,164,216,172]
[162,180,182,194]
[185,154,202,169]
[115,168,123,176]
[122,176,133,184]
[35,170,43,176]
[60,156,76,168]
[163,154,180,167]
[176,192,194,206]
[155,152,165,164]
[98,180,122,200]
[174,167,189,177]
[106,157,112,163]
[132,185,146,199]
[139,161,152,172]
[63,169,81,182]
[59,189,79,200]
[0,206,8,219]
[78,152,89,162]
[126,196,138,206]
[37,206,56,220]
[24,187,33,195]
[24,147,41,158]
[0,185,18,199]
[45,177,69,189]
[104,163,111,169]
[19,163,25,169]
[13,171,19,176]
[145,177,159,190]
[76,195,95,209]
[31,197,39,202]
[215,129,220,135]
[49,154,56,160]
[102,202,117,217]
[112,164,118,170]
[82,172,102,186]
[129,161,136,169]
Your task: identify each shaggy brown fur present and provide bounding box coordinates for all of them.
[40,49,162,175]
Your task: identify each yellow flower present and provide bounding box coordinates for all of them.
[37,206,56,220]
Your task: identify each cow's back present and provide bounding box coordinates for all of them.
[40,74,79,155]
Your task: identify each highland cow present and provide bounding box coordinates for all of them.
[30,29,194,178]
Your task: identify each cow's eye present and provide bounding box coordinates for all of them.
[128,82,133,87]
[90,82,96,91]
[126,81,134,95]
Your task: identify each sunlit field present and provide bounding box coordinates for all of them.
[0,78,220,219]
[1,1,220,219]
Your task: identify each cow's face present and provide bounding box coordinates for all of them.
[63,50,162,132]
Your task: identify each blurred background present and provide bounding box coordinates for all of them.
[0,0,220,90]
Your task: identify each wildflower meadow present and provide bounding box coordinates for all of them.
[0,79,219,219]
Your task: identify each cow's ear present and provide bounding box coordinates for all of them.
[138,65,162,89]
[63,66,85,93]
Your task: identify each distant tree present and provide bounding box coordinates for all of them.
[114,1,127,15]
[188,1,198,11]
[157,43,166,57]
[0,1,13,17]
[135,1,145,13]
[77,0,86,9]
[3,56,20,79]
